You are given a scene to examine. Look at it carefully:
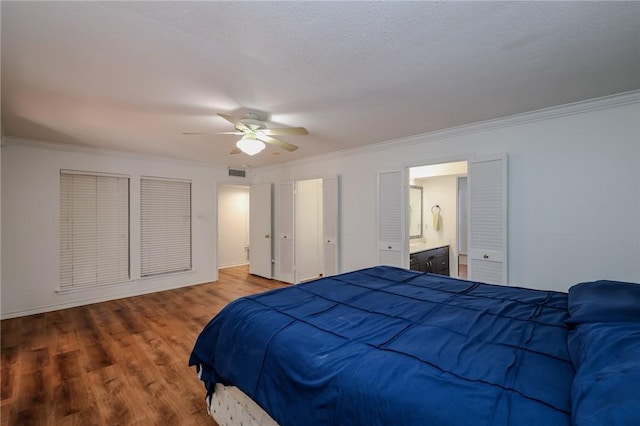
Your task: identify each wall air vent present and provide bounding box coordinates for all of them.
[228,168,246,178]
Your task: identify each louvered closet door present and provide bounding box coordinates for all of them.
[468,154,507,285]
[277,182,295,283]
[377,170,406,268]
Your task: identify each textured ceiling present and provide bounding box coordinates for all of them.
[2,1,639,168]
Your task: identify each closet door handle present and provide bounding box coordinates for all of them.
[483,254,489,259]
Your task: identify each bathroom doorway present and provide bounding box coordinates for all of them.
[408,161,468,278]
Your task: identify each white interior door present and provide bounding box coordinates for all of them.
[322,176,339,277]
[249,183,272,278]
[295,179,323,282]
[377,170,407,268]
[277,182,295,283]
[468,154,507,285]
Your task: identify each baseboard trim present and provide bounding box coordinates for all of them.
[0,278,216,320]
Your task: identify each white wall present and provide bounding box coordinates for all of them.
[0,139,236,319]
[410,161,468,179]
[217,184,250,268]
[253,94,640,292]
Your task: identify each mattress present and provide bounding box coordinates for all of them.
[209,383,278,426]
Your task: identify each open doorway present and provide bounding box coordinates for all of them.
[217,184,250,269]
[378,155,506,284]
[408,161,468,278]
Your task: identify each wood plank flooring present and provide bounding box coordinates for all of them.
[1,266,287,426]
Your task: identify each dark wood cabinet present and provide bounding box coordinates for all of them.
[410,245,449,276]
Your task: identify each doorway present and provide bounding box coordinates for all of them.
[378,155,506,284]
[217,184,250,269]
[408,161,468,278]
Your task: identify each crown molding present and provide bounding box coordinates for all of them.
[3,90,637,174]
[256,90,640,172]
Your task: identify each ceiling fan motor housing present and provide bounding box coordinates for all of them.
[237,118,266,132]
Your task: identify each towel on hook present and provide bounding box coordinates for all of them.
[432,211,442,231]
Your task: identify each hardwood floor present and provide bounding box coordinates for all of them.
[1,266,287,426]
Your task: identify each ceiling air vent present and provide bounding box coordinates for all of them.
[228,168,246,178]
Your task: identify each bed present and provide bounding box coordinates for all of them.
[190,266,640,425]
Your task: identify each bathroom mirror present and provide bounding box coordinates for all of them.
[409,185,423,239]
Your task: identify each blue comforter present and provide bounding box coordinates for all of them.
[190,267,575,425]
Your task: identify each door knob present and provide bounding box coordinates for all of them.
[265,234,270,239]
[483,254,489,259]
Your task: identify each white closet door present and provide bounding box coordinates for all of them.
[249,183,272,278]
[277,182,295,283]
[322,176,339,277]
[377,170,407,268]
[468,154,508,285]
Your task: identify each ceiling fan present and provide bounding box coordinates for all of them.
[184,111,308,156]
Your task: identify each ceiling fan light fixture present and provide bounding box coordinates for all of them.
[236,134,266,156]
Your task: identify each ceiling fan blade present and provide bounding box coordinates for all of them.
[260,127,308,136]
[257,134,298,152]
[218,113,249,132]
[218,131,244,135]
[230,147,242,155]
[182,131,211,135]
